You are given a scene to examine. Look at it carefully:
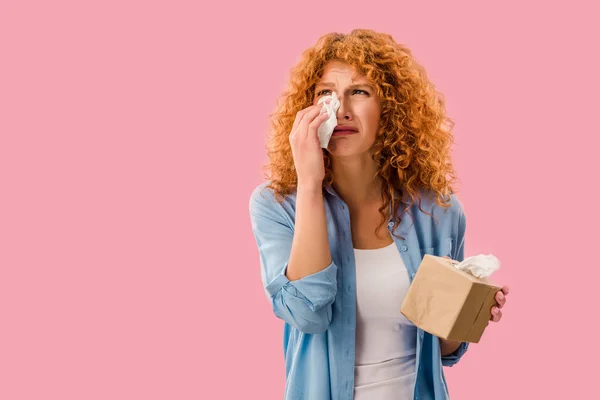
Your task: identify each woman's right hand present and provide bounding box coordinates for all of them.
[289,100,331,187]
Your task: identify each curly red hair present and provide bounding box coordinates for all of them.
[263,29,460,238]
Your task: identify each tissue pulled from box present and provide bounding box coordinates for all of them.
[453,254,500,278]
[316,91,340,148]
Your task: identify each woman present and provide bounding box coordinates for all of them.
[249,29,509,400]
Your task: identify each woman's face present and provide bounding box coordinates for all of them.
[313,61,381,158]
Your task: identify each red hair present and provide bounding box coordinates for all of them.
[263,29,459,238]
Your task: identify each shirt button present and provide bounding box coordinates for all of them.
[400,245,408,252]
[346,285,352,293]
[419,331,424,339]
[347,317,351,324]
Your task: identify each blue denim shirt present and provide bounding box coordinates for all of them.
[249,181,469,400]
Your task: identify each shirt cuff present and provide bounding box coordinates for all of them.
[265,261,338,312]
[441,341,469,366]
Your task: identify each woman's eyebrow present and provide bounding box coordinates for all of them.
[316,82,374,90]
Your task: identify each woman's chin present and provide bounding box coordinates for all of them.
[327,146,350,158]
[326,138,367,158]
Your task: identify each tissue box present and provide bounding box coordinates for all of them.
[400,254,502,343]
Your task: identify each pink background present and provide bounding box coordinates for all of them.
[1,0,598,398]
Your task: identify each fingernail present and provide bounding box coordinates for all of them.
[498,293,504,300]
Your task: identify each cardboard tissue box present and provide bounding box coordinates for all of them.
[400,254,502,343]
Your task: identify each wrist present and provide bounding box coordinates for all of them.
[439,337,462,356]
[297,180,323,193]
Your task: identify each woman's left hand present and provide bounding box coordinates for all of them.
[442,256,509,323]
[491,286,509,322]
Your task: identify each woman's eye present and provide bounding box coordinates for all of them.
[316,89,369,96]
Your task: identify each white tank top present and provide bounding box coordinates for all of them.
[353,242,417,400]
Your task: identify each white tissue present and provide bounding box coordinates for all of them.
[452,254,500,278]
[316,91,341,148]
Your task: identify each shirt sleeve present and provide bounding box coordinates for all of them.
[441,341,469,367]
[249,186,338,334]
[452,207,466,263]
[442,207,469,366]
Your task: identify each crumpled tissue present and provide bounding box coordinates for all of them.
[316,91,340,148]
[451,254,501,278]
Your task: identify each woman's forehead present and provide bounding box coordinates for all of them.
[319,63,368,84]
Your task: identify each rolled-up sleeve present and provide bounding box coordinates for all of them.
[249,186,337,334]
[441,341,469,367]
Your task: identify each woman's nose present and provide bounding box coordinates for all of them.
[336,96,352,120]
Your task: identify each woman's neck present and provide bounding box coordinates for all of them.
[331,154,383,210]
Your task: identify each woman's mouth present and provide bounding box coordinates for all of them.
[332,125,358,136]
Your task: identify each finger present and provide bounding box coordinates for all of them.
[301,105,325,125]
[490,307,502,322]
[300,106,329,139]
[293,104,325,131]
[495,291,506,308]
[307,112,331,139]
[501,286,510,296]
[292,105,319,132]
[293,98,332,131]
[298,99,332,121]
[494,309,502,322]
